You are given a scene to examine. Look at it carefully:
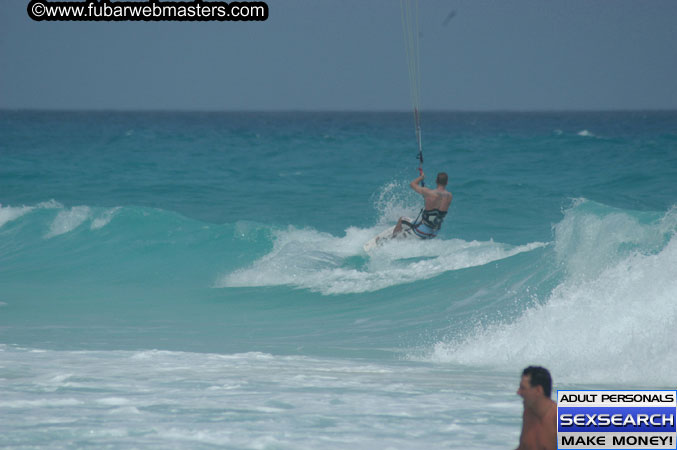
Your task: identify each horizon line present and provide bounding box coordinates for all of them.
[2,107,677,114]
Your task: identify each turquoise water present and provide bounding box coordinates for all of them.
[1,111,676,448]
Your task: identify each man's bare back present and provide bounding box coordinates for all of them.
[420,186,452,211]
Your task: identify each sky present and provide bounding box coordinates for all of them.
[1,0,676,111]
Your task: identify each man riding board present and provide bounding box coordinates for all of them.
[393,171,452,239]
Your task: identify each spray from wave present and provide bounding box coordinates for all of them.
[218,225,545,295]
[218,182,546,295]
[426,200,677,385]
[0,200,62,229]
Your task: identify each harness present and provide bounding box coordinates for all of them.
[421,209,447,230]
[404,209,447,240]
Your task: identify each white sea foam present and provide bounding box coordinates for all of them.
[0,200,64,229]
[0,204,34,228]
[45,206,91,238]
[97,397,132,406]
[0,346,520,449]
[577,129,595,137]
[108,406,141,415]
[553,202,669,280]
[91,207,121,230]
[428,204,677,385]
[0,398,83,408]
[36,199,63,209]
[218,224,546,295]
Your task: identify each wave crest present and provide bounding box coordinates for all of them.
[218,225,545,295]
[426,200,677,385]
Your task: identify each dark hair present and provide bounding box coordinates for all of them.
[522,366,552,398]
[436,172,448,186]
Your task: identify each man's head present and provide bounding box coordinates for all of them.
[436,172,448,187]
[518,366,552,407]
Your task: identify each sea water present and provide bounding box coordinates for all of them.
[1,111,676,448]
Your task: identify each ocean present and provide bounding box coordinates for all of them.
[1,110,676,448]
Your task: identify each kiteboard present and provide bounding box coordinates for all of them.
[363,217,414,252]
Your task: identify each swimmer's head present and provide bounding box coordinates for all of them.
[519,366,552,399]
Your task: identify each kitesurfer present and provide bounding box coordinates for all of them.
[393,171,452,239]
